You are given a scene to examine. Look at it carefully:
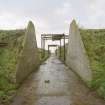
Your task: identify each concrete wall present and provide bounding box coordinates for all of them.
[16,21,40,84]
[66,20,92,82]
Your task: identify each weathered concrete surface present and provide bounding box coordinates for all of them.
[16,21,40,84]
[12,55,72,105]
[11,55,105,105]
[66,20,92,82]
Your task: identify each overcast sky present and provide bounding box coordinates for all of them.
[0,0,105,48]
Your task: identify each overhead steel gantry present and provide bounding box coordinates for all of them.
[41,34,68,61]
[48,44,58,55]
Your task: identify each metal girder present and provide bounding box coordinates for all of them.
[41,34,69,40]
[48,45,58,47]
[48,44,58,55]
[0,42,8,47]
[41,33,69,61]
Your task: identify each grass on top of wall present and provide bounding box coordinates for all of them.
[0,30,25,104]
[0,29,49,105]
[80,29,105,99]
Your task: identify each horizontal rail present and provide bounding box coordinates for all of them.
[0,42,8,47]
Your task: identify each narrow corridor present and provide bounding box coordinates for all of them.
[11,55,105,105]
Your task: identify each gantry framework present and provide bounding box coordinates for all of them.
[41,34,68,61]
[48,44,58,55]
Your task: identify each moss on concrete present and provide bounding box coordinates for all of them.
[38,49,49,63]
[16,21,40,84]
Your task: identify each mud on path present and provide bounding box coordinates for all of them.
[11,55,105,105]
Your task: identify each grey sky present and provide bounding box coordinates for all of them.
[0,0,105,48]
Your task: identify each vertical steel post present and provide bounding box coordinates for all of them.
[48,45,49,55]
[60,39,61,58]
[43,38,45,58]
[41,35,43,58]
[55,45,57,56]
[64,35,66,61]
